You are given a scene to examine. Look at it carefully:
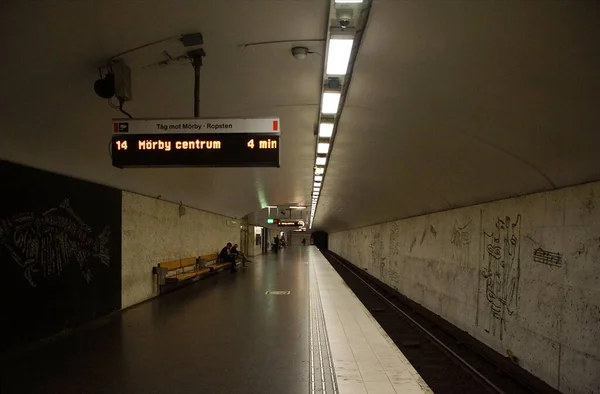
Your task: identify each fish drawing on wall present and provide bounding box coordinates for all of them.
[0,199,111,287]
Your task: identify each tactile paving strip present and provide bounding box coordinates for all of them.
[309,261,338,394]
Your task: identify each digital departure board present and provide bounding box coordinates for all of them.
[111,117,280,168]
[277,220,304,227]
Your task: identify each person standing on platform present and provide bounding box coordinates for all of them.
[220,242,237,272]
[302,238,306,246]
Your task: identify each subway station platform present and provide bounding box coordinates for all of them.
[0,247,431,394]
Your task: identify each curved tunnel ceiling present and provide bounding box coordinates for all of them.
[0,1,328,219]
[314,0,600,232]
[1,1,599,230]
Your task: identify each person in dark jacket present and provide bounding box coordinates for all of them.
[230,244,250,268]
[220,242,237,272]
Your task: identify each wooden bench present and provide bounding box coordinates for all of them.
[154,257,211,286]
[198,253,219,271]
[200,252,235,272]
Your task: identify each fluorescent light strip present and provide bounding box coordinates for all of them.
[321,92,341,115]
[315,175,323,181]
[318,123,334,138]
[316,157,327,166]
[326,38,354,75]
[317,142,330,154]
[315,167,324,175]
[335,0,362,3]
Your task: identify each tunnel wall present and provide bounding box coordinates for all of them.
[121,192,240,308]
[0,161,122,353]
[330,181,600,394]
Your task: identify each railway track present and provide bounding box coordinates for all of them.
[322,251,561,394]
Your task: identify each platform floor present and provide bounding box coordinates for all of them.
[0,247,431,394]
[310,249,431,394]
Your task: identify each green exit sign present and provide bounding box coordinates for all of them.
[267,218,274,224]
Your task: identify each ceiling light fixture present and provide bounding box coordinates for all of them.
[321,92,341,115]
[318,123,334,138]
[326,38,354,75]
[316,157,327,166]
[317,142,330,154]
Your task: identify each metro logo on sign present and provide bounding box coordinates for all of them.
[113,122,129,133]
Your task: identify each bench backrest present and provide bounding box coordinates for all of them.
[199,253,219,265]
[180,257,198,268]
[158,259,183,271]
[158,257,199,276]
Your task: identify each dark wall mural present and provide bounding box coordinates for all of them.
[0,161,122,353]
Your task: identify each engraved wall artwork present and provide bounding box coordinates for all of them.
[0,199,111,287]
[1,160,122,353]
[533,247,562,267]
[451,219,471,267]
[410,237,417,253]
[582,189,595,217]
[389,222,400,289]
[478,214,522,340]
[369,228,384,277]
[430,225,437,238]
[389,222,401,258]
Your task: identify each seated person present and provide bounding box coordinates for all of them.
[230,244,251,267]
[220,242,237,272]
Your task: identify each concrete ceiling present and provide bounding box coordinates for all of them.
[315,0,600,232]
[2,1,599,233]
[0,0,327,219]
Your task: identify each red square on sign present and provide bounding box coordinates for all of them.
[113,123,118,133]
[272,120,279,131]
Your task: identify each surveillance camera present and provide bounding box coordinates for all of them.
[339,19,351,28]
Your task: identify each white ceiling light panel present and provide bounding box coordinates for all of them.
[326,38,354,75]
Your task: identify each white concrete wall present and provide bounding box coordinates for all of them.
[330,181,600,394]
[121,192,240,309]
[248,226,263,257]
